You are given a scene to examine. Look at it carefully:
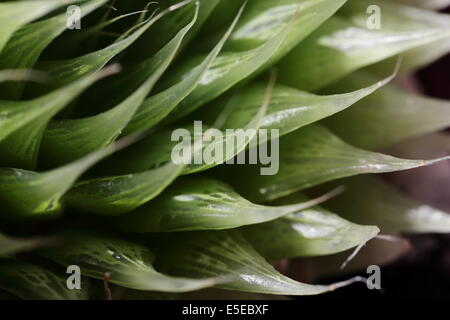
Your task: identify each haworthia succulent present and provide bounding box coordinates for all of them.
[227,124,450,202]
[42,236,220,292]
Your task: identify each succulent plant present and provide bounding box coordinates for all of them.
[0,0,449,300]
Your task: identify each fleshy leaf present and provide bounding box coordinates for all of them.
[110,178,339,231]
[242,194,379,261]
[0,65,119,169]
[38,0,193,87]
[324,175,450,234]
[162,0,347,123]
[323,72,450,150]
[0,0,81,53]
[38,5,199,166]
[41,236,219,292]
[0,0,108,99]
[278,0,450,91]
[0,138,122,219]
[122,1,245,135]
[64,64,273,215]
[227,124,449,202]
[0,260,86,300]
[150,230,364,295]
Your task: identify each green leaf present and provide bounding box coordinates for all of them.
[0,0,81,53]
[42,236,219,292]
[324,175,450,234]
[162,0,347,123]
[38,5,199,167]
[110,178,338,231]
[38,0,192,87]
[64,67,273,215]
[122,1,245,135]
[323,72,450,150]
[227,124,449,202]
[214,74,392,140]
[66,161,186,215]
[242,195,379,261]
[0,0,108,99]
[0,138,120,219]
[0,65,118,169]
[278,0,450,91]
[150,230,364,295]
[0,260,86,300]
[100,73,388,182]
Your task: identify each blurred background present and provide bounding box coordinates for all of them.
[291,5,450,301]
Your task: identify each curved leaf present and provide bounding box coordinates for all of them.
[39,5,199,166]
[278,1,450,91]
[38,0,192,87]
[0,138,121,219]
[0,65,119,169]
[0,232,52,257]
[42,236,219,292]
[110,178,339,232]
[122,1,245,135]
[324,72,450,150]
[0,0,81,53]
[227,124,450,202]
[242,195,379,261]
[0,0,108,99]
[150,230,364,295]
[162,0,346,123]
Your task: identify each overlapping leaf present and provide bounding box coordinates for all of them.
[0,0,108,99]
[0,0,81,53]
[42,236,219,292]
[38,5,199,167]
[0,65,118,169]
[0,138,121,219]
[150,230,364,295]
[278,0,450,91]
[227,124,449,202]
[323,72,450,150]
[242,195,379,261]
[110,178,340,232]
[162,0,347,123]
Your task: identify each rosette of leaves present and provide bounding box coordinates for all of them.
[0,0,449,300]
